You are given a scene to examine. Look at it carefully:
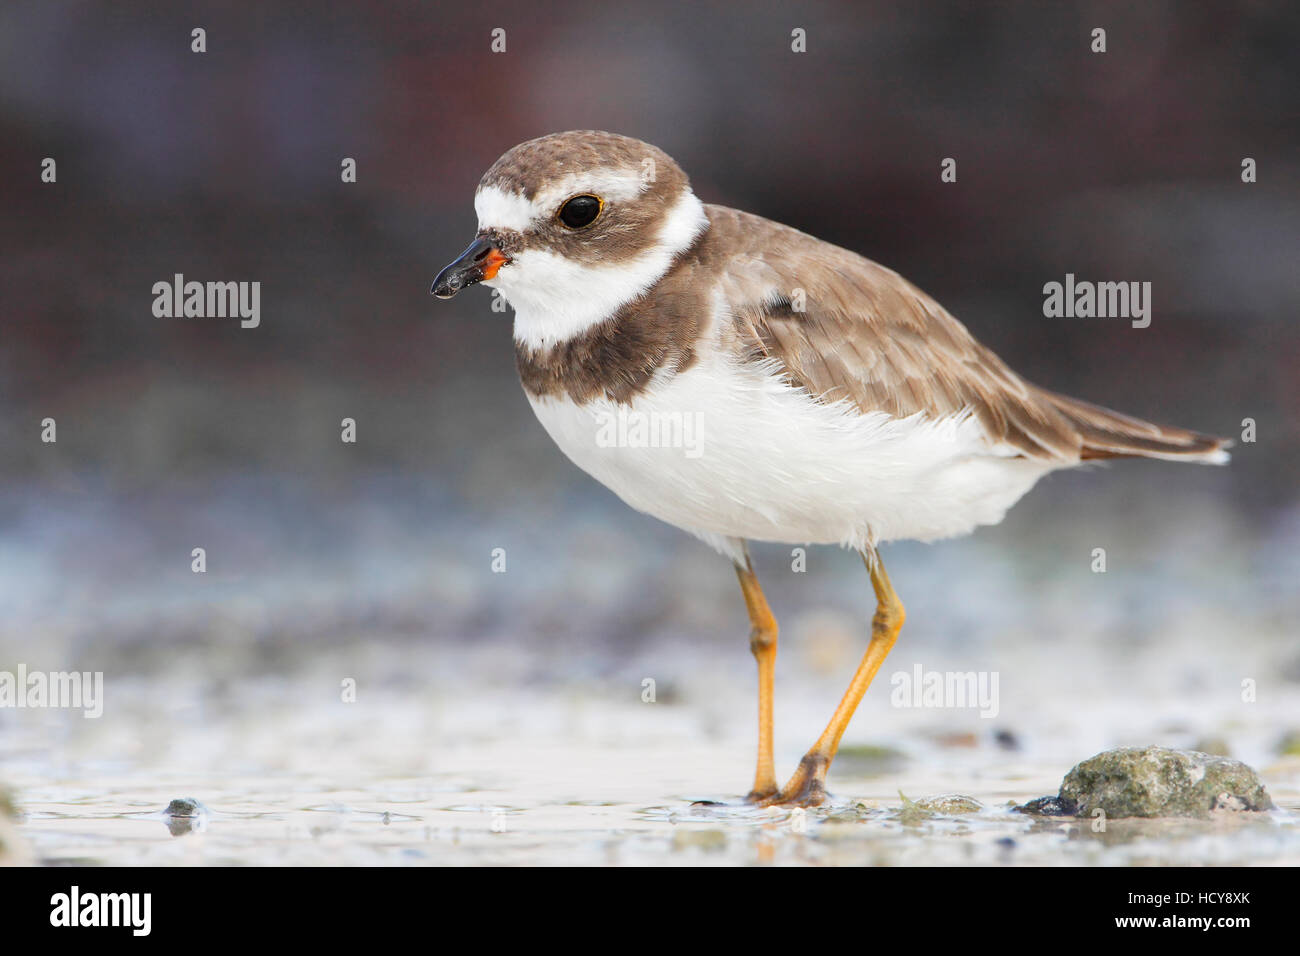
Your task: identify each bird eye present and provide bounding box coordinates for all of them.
[558,194,602,229]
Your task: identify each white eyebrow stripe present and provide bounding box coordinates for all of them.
[536,169,648,206]
[474,168,650,233]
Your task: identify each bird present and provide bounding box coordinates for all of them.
[431,130,1229,807]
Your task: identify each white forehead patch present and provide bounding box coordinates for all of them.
[474,187,535,232]
[475,168,650,233]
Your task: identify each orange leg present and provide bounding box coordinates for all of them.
[774,550,905,807]
[735,554,779,802]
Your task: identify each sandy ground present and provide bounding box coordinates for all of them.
[2,469,1297,865]
[4,638,1298,866]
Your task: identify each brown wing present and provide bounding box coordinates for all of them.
[1037,389,1228,461]
[706,205,1081,460]
[705,205,1228,464]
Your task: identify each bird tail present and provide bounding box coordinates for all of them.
[1039,389,1231,464]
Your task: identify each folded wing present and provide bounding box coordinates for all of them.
[707,205,1228,464]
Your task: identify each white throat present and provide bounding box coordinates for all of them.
[484,188,709,352]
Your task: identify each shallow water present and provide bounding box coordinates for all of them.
[2,471,1297,865]
[5,640,1299,866]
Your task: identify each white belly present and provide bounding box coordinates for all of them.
[525,352,1056,558]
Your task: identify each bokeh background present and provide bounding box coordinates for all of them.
[0,1,1297,864]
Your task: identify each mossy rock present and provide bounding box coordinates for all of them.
[887,791,983,824]
[1017,795,1077,816]
[1059,746,1273,818]
[165,797,203,817]
[914,794,984,815]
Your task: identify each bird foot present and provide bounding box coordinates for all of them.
[748,754,830,807]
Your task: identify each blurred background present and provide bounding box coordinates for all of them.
[0,1,1297,864]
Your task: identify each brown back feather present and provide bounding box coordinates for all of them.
[706,205,1228,464]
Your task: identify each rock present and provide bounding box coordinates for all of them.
[165,797,204,817]
[1059,747,1273,818]
[163,797,209,836]
[884,791,985,824]
[915,794,985,815]
[891,791,932,826]
[1016,795,1077,816]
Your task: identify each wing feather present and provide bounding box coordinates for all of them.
[705,205,1082,460]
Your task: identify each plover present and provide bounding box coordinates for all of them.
[432,131,1229,807]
